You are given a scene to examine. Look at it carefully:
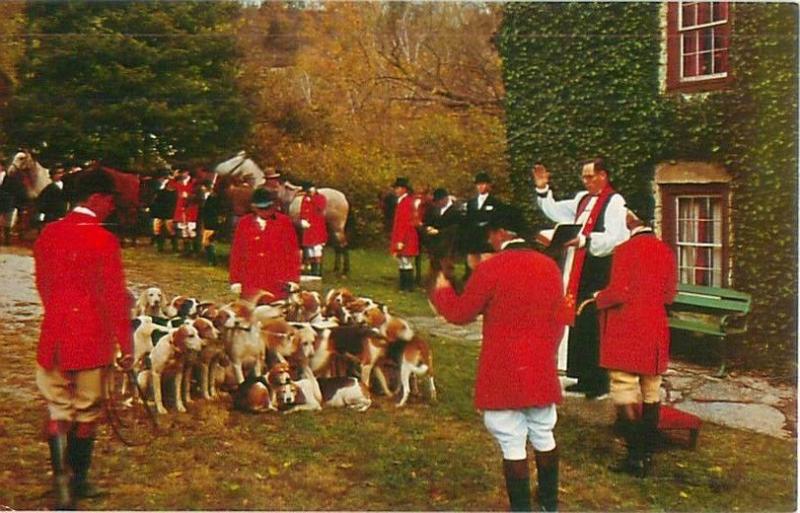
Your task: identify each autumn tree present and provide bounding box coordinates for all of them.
[237,2,507,243]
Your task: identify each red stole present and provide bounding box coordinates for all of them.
[563,185,616,325]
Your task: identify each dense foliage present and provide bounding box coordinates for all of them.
[499,2,798,374]
[236,2,507,244]
[3,1,250,170]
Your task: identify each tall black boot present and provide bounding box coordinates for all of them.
[398,269,407,292]
[503,459,532,512]
[205,246,217,266]
[402,269,415,291]
[68,435,105,499]
[192,238,201,257]
[48,434,74,510]
[311,261,321,277]
[170,236,179,253]
[609,404,646,478]
[641,402,661,474]
[3,227,11,246]
[535,448,559,512]
[155,234,165,253]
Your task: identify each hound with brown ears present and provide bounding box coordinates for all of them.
[317,377,372,411]
[286,290,323,323]
[265,362,292,406]
[309,325,393,396]
[275,378,323,413]
[188,317,229,401]
[359,304,415,342]
[232,373,276,413]
[221,301,265,384]
[390,334,437,407]
[148,324,206,414]
[133,287,169,318]
[165,295,200,319]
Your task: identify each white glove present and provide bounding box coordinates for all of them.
[230,283,242,295]
[300,220,311,229]
[38,213,45,221]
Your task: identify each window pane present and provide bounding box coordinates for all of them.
[681,3,697,28]
[713,1,728,22]
[683,54,697,77]
[701,27,713,52]
[697,1,710,25]
[714,26,728,50]
[713,49,729,74]
[684,31,698,53]
[699,51,712,76]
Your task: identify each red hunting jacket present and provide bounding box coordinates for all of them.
[300,192,328,247]
[229,212,301,300]
[172,177,198,223]
[431,244,565,409]
[595,230,677,375]
[34,211,132,371]
[390,194,419,257]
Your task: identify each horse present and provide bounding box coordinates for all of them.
[215,152,351,276]
[279,180,350,276]
[215,151,265,188]
[6,150,52,240]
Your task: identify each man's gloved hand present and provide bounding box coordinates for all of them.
[300,219,311,229]
[230,282,242,295]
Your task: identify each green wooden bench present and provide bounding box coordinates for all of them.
[667,283,752,376]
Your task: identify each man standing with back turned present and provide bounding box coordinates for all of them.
[430,207,565,512]
[595,206,677,477]
[34,168,134,510]
[532,158,628,399]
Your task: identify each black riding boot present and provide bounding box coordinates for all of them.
[503,459,532,512]
[609,405,646,478]
[535,448,559,512]
[3,227,11,246]
[402,269,415,291]
[170,237,179,253]
[205,246,217,266]
[311,262,321,277]
[155,234,165,252]
[68,435,105,499]
[48,434,74,510]
[641,402,661,474]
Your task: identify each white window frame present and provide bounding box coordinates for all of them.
[678,1,729,82]
[675,194,724,287]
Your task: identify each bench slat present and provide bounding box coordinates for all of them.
[668,317,725,337]
[676,284,752,302]
[671,293,750,313]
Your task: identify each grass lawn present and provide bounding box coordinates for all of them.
[0,242,795,511]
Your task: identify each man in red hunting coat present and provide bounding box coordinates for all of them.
[229,188,301,301]
[299,180,328,277]
[34,169,134,510]
[390,176,420,291]
[171,167,199,255]
[594,206,677,478]
[430,206,565,512]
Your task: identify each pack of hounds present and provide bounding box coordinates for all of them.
[127,283,437,415]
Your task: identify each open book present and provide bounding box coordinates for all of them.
[536,223,581,249]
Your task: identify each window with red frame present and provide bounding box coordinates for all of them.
[667,1,732,92]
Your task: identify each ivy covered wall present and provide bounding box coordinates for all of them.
[499,2,798,376]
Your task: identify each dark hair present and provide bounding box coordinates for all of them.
[74,169,115,202]
[582,157,610,177]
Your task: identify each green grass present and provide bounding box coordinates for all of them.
[0,242,795,511]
